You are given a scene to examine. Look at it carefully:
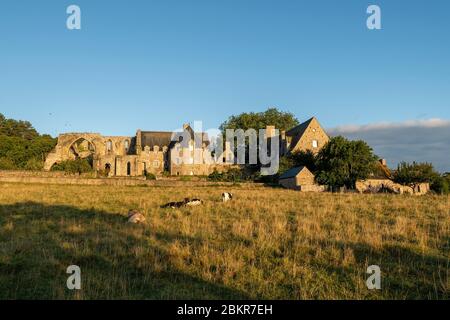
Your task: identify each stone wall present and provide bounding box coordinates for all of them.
[356,179,430,195]
[299,185,326,192]
[0,174,262,188]
[279,178,298,190]
[0,170,96,178]
[296,169,315,185]
[291,118,330,154]
[279,169,321,191]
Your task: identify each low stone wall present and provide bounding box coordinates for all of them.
[0,173,261,188]
[356,179,430,195]
[0,170,97,179]
[299,185,327,192]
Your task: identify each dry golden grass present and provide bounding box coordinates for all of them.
[0,182,448,299]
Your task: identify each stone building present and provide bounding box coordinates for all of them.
[44,117,329,177]
[279,166,326,192]
[280,117,330,155]
[44,123,231,177]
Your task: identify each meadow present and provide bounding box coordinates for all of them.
[0,182,448,300]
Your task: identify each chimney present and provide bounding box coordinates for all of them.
[183,123,190,130]
[380,159,387,166]
[266,125,276,138]
[136,129,142,154]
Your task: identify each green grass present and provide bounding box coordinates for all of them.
[0,182,448,300]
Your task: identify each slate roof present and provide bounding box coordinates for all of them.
[141,131,174,149]
[286,117,315,137]
[279,166,307,179]
[140,126,209,150]
[285,117,315,150]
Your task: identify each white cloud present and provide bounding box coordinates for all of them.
[331,118,450,134]
[327,119,450,173]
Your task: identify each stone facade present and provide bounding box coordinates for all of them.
[279,166,325,192]
[44,124,232,177]
[281,117,330,155]
[44,117,330,177]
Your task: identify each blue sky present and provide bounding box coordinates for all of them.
[1,1,450,170]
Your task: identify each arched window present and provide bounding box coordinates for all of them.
[124,140,129,152]
[105,163,111,176]
[312,140,318,149]
[106,140,113,153]
[127,162,131,176]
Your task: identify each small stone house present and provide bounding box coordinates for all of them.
[279,166,325,192]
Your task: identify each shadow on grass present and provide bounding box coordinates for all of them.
[310,239,449,299]
[0,202,250,300]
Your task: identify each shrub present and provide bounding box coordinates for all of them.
[393,162,439,185]
[0,157,16,170]
[208,169,224,182]
[208,167,255,183]
[144,172,156,180]
[392,162,450,194]
[431,175,450,195]
[24,158,44,171]
[51,158,93,174]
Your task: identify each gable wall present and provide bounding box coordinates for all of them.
[295,169,315,185]
[291,119,329,154]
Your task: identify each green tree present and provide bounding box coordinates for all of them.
[0,157,16,170]
[218,108,299,177]
[51,159,93,174]
[220,107,299,132]
[393,162,446,194]
[24,158,44,171]
[315,136,378,189]
[0,114,57,170]
[393,162,439,185]
[0,113,38,140]
[289,150,318,173]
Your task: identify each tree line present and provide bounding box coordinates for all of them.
[0,113,57,170]
[1,110,449,193]
[215,108,450,194]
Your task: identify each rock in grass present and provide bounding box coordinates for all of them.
[128,210,146,224]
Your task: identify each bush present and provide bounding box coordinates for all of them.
[144,172,156,180]
[208,169,224,182]
[431,175,450,195]
[0,157,16,170]
[393,162,449,194]
[24,158,44,171]
[208,167,256,183]
[394,162,439,185]
[51,158,93,174]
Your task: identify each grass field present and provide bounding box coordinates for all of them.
[0,182,448,300]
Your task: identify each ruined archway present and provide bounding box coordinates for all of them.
[66,137,96,169]
[68,138,96,160]
[44,134,101,171]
